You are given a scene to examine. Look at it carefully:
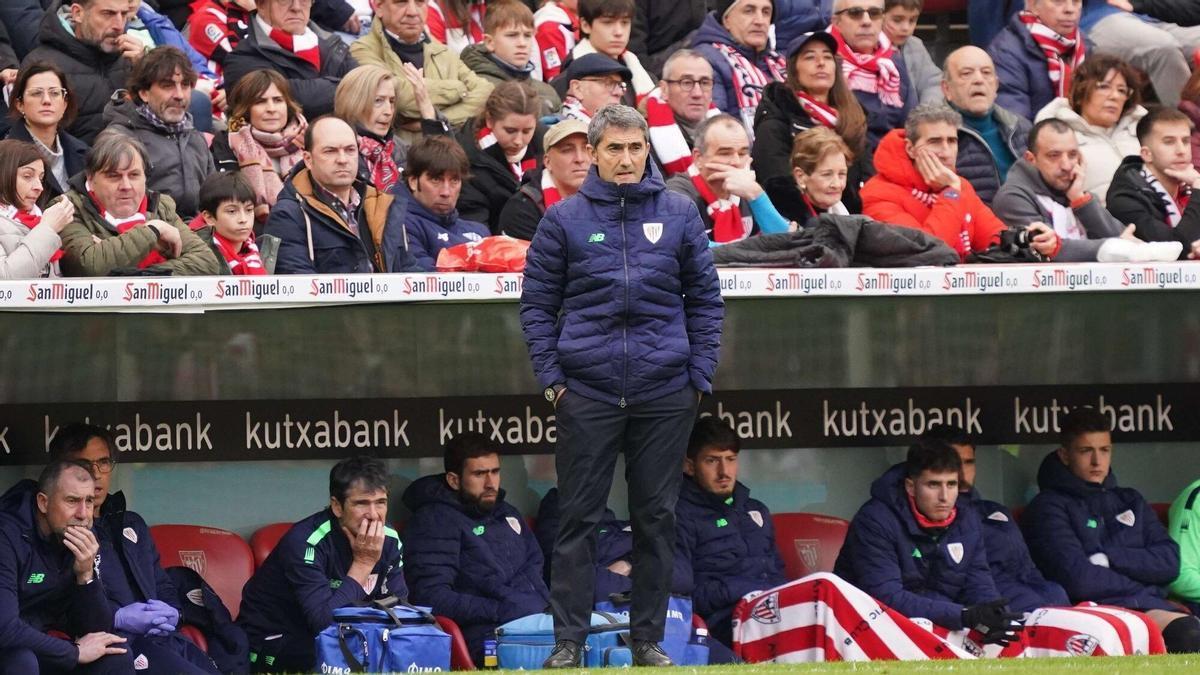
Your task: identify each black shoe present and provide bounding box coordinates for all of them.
[543,640,583,669]
[632,640,673,667]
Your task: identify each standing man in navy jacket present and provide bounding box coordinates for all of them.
[1023,407,1200,652]
[402,432,549,663]
[675,417,786,647]
[834,439,1022,645]
[238,456,405,672]
[521,103,723,668]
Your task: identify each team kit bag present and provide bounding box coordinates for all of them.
[495,611,632,668]
[594,593,710,666]
[314,598,451,673]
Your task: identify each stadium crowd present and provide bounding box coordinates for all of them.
[8,412,1200,672]
[4,0,1200,277]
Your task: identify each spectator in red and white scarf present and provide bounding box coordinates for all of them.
[790,127,854,222]
[752,31,870,221]
[643,49,718,178]
[828,0,915,149]
[664,114,791,244]
[196,171,274,275]
[558,53,631,124]
[0,139,76,279]
[989,0,1089,122]
[336,64,404,193]
[499,118,591,240]
[689,0,785,138]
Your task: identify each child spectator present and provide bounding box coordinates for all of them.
[883,0,943,104]
[460,1,562,117]
[196,172,275,275]
[535,0,580,81]
[571,0,655,102]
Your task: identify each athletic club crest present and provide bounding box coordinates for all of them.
[507,516,522,534]
[748,510,764,528]
[365,574,378,594]
[1116,510,1136,527]
[1066,633,1100,656]
[179,551,207,576]
[123,527,138,543]
[947,542,964,564]
[794,539,820,572]
[751,592,781,624]
[987,511,1009,522]
[643,222,663,244]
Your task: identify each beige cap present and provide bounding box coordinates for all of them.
[543,118,590,150]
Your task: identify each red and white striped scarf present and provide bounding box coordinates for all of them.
[560,98,592,124]
[0,203,62,263]
[688,163,749,243]
[830,26,902,108]
[268,24,321,71]
[213,231,267,275]
[796,91,839,128]
[710,42,786,135]
[87,183,163,268]
[541,170,563,209]
[427,0,485,51]
[1018,10,1086,98]
[645,86,719,177]
[359,133,401,193]
[477,125,537,179]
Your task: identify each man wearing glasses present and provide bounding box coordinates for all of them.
[643,48,718,178]
[828,0,916,150]
[223,0,358,120]
[48,423,218,674]
[690,0,786,136]
[559,52,632,123]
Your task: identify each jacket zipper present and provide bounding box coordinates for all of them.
[619,191,629,409]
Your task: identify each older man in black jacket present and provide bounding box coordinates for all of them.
[223,0,357,120]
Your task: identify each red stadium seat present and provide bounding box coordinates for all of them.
[1152,503,1170,526]
[435,615,476,670]
[772,512,850,580]
[180,624,209,653]
[249,522,293,569]
[150,524,255,620]
[1011,505,1025,525]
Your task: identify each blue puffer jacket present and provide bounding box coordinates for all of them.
[954,105,1032,205]
[988,13,1093,121]
[0,482,115,670]
[1023,452,1179,611]
[390,181,489,272]
[675,478,786,633]
[402,475,550,659]
[690,13,786,121]
[834,464,1001,629]
[534,488,638,602]
[963,489,1068,614]
[520,161,723,406]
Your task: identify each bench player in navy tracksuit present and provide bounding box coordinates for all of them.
[535,488,639,603]
[1023,408,1200,653]
[238,456,406,672]
[402,432,550,665]
[0,460,131,674]
[835,439,1022,645]
[674,418,786,647]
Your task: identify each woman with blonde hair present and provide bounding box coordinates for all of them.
[210,69,307,219]
[753,31,869,220]
[790,126,854,222]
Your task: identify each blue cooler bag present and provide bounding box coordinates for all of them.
[314,599,451,673]
[595,594,709,666]
[496,611,631,668]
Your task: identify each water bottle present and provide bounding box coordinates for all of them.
[482,638,498,670]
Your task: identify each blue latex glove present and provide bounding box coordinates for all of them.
[145,599,179,636]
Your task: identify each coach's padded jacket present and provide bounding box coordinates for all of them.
[520,162,723,405]
[236,508,406,660]
[834,463,1002,629]
[962,489,1069,614]
[862,129,1006,261]
[534,488,639,602]
[401,475,550,657]
[675,478,787,632]
[0,483,115,670]
[1023,452,1180,611]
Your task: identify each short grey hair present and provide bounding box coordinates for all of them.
[86,130,150,177]
[694,114,745,154]
[904,103,962,144]
[588,104,649,148]
[662,49,712,81]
